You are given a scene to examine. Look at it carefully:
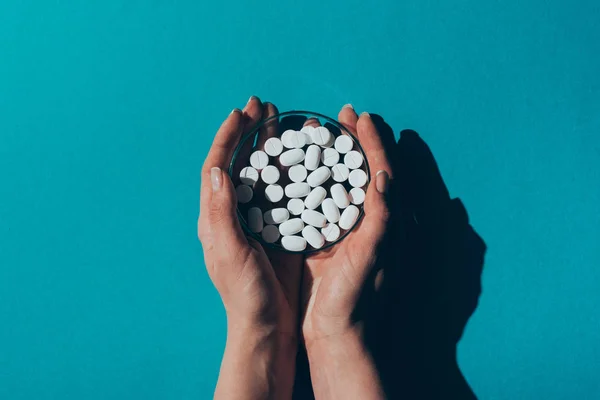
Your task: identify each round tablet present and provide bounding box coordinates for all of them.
[282,130,308,149]
[236,185,253,203]
[261,225,280,243]
[321,148,340,167]
[321,223,341,242]
[250,150,269,169]
[301,126,315,144]
[349,187,366,205]
[312,126,333,147]
[261,165,280,184]
[344,150,364,169]
[331,164,350,182]
[265,184,284,202]
[288,164,308,183]
[264,137,283,157]
[287,198,305,216]
[348,169,367,187]
[239,166,259,185]
[334,135,354,154]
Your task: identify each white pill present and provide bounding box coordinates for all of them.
[335,135,354,154]
[250,150,269,169]
[312,126,333,147]
[288,164,308,183]
[339,205,360,230]
[331,183,350,209]
[323,134,335,148]
[302,225,325,249]
[301,209,327,228]
[261,165,280,184]
[282,130,308,149]
[279,149,305,167]
[304,186,327,210]
[248,207,263,233]
[261,225,280,243]
[285,182,311,198]
[279,218,304,236]
[307,166,331,187]
[239,166,259,185]
[349,187,366,205]
[321,223,341,242]
[236,185,253,203]
[264,137,283,156]
[264,208,290,225]
[321,148,340,167]
[287,198,305,216]
[344,150,363,169]
[331,163,350,182]
[281,235,307,251]
[301,126,315,144]
[265,184,284,202]
[349,169,368,188]
[304,145,321,171]
[321,198,340,223]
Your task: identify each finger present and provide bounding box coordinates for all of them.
[231,97,264,179]
[337,104,358,134]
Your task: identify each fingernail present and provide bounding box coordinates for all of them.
[343,103,354,109]
[376,170,389,194]
[211,167,222,191]
[231,108,242,115]
[360,111,370,118]
[247,95,260,104]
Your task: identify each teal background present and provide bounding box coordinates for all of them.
[1,0,599,399]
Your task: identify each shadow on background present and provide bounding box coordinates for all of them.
[293,115,487,399]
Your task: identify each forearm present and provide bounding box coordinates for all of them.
[306,328,386,400]
[215,321,297,400]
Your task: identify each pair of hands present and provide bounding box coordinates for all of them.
[198,97,392,399]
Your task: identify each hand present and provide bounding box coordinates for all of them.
[198,97,303,400]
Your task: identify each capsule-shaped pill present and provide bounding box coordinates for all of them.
[339,205,360,230]
[307,166,331,187]
[302,225,325,249]
[281,235,307,251]
[330,183,350,209]
[279,218,304,236]
[285,182,311,198]
[279,149,306,167]
[321,198,340,223]
[248,207,264,233]
[301,209,327,228]
[304,187,327,210]
[305,145,321,171]
[264,208,290,225]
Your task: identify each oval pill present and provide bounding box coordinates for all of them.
[264,137,283,156]
[339,205,360,230]
[261,225,280,243]
[281,235,307,251]
[331,184,350,209]
[287,198,305,216]
[349,187,366,205]
[236,185,253,203]
[331,163,350,182]
[261,165,280,184]
[279,149,305,167]
[321,148,340,167]
[279,218,304,236]
[248,207,264,233]
[349,169,368,188]
[265,184,284,202]
[285,182,311,198]
[307,166,331,187]
[250,150,269,169]
[312,126,333,147]
[264,208,290,225]
[321,223,341,242]
[302,225,325,249]
[301,209,327,228]
[239,166,259,185]
[321,198,340,223]
[288,164,308,183]
[304,145,321,171]
[344,150,364,169]
[334,135,354,154]
[304,186,327,210]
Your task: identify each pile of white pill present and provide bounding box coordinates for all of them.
[234,123,368,252]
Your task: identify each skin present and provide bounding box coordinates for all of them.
[198,98,391,400]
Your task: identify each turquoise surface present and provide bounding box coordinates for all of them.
[1,1,599,399]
